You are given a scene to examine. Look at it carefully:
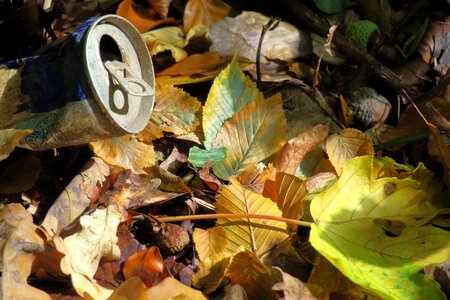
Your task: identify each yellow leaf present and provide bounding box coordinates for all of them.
[183,0,231,33]
[212,94,287,179]
[203,59,263,149]
[263,172,306,223]
[110,276,208,300]
[142,26,188,61]
[192,256,231,294]
[0,204,51,300]
[216,178,290,258]
[325,128,374,174]
[138,85,201,142]
[193,227,228,261]
[226,252,275,300]
[0,128,31,161]
[90,135,155,174]
[273,124,329,175]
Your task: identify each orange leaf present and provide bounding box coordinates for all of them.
[117,0,175,33]
[273,124,329,175]
[157,52,230,77]
[123,246,164,287]
[325,128,374,174]
[183,0,232,33]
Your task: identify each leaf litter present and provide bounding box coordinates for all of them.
[1,0,450,299]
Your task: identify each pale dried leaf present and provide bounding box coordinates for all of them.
[183,0,231,33]
[272,267,318,300]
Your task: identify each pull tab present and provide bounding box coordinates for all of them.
[104,60,154,97]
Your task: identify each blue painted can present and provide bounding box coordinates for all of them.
[0,15,155,150]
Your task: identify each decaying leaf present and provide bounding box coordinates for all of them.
[90,135,156,174]
[0,128,32,161]
[203,59,263,149]
[193,227,228,261]
[273,124,329,175]
[307,254,342,300]
[183,0,232,33]
[419,21,450,74]
[226,251,275,300]
[212,94,287,179]
[0,154,41,194]
[309,156,450,300]
[41,156,110,235]
[122,246,164,287]
[138,85,201,142]
[325,128,374,174]
[210,11,310,62]
[272,267,318,300]
[216,178,290,258]
[0,204,51,300]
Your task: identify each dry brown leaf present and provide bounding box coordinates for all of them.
[237,163,276,194]
[41,157,110,235]
[192,256,231,294]
[272,267,318,300]
[90,135,156,174]
[307,255,342,300]
[304,172,337,193]
[183,0,231,33]
[325,128,374,174]
[122,246,164,287]
[0,154,41,194]
[263,172,306,223]
[193,227,228,261]
[148,0,171,19]
[157,52,230,77]
[274,124,329,175]
[419,21,450,74]
[117,0,175,33]
[0,204,52,300]
[226,251,275,300]
[0,128,32,161]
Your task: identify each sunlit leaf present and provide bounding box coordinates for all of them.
[310,156,450,300]
[0,154,40,194]
[90,135,155,174]
[183,0,231,33]
[263,172,306,222]
[325,128,374,174]
[142,26,188,61]
[193,227,228,261]
[0,128,31,161]
[192,256,231,294]
[157,52,230,77]
[273,124,329,175]
[212,94,286,179]
[123,246,164,287]
[226,251,275,300]
[0,204,52,300]
[216,178,290,258]
[138,85,201,142]
[188,146,227,168]
[203,59,263,149]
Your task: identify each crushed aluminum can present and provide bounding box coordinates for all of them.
[0,14,155,150]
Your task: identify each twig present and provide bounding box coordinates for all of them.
[256,17,281,82]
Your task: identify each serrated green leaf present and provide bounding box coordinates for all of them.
[203,59,263,149]
[188,146,227,168]
[310,156,450,300]
[212,94,287,179]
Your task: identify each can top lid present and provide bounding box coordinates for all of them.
[84,15,155,134]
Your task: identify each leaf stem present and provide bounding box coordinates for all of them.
[156,213,312,228]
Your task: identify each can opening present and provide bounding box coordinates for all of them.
[100,35,123,62]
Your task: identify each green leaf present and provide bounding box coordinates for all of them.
[314,0,347,14]
[310,156,450,300]
[212,94,287,179]
[188,146,227,168]
[203,59,263,149]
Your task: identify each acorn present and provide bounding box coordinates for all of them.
[156,223,190,255]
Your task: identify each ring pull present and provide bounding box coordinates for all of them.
[104,60,154,97]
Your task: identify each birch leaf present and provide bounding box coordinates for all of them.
[216,178,290,259]
[90,135,155,174]
[193,227,228,261]
[203,59,263,149]
[212,94,286,179]
[138,85,201,141]
[310,156,450,300]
